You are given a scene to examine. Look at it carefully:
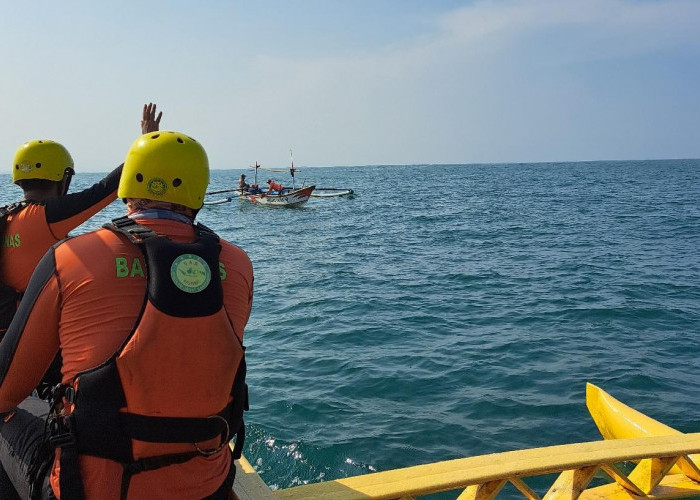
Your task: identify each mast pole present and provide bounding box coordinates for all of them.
[290,148,295,189]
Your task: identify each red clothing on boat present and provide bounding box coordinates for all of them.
[266,180,283,193]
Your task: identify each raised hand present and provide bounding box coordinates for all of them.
[141,103,163,134]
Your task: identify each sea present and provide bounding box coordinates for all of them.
[2,159,700,498]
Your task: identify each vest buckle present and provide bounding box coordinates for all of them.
[193,415,229,456]
[48,415,76,448]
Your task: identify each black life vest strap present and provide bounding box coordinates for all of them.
[0,201,29,218]
[104,216,159,244]
[50,387,237,499]
[115,389,246,497]
[119,400,234,443]
[232,421,245,460]
[54,411,232,500]
[119,450,202,500]
[52,414,86,500]
[105,215,217,244]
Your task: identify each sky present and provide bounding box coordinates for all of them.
[0,0,699,171]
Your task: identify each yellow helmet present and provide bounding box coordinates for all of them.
[12,139,74,184]
[119,131,209,209]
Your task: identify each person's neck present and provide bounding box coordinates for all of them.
[128,209,194,224]
[22,185,61,202]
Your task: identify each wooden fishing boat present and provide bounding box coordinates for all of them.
[232,384,700,499]
[238,185,315,207]
[235,153,315,207]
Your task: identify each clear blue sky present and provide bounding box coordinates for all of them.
[1,0,698,171]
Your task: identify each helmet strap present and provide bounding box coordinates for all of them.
[60,168,74,196]
[60,178,71,196]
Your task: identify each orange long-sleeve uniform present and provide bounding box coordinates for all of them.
[0,165,122,293]
[266,180,283,193]
[0,217,254,499]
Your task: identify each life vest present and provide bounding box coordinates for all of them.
[0,202,28,337]
[48,216,248,500]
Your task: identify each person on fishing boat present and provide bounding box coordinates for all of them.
[237,173,250,192]
[0,103,162,341]
[0,131,253,499]
[265,178,283,195]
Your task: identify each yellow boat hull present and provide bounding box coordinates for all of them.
[586,382,699,473]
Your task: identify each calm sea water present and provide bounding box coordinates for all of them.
[2,160,700,497]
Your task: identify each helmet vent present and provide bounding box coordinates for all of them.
[136,173,144,182]
[177,138,184,144]
[36,163,42,168]
[151,134,160,139]
[173,178,182,187]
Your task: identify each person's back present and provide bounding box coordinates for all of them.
[237,174,249,192]
[0,130,253,499]
[266,179,283,194]
[45,217,251,498]
[0,103,162,335]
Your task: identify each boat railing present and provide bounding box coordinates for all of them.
[233,433,700,500]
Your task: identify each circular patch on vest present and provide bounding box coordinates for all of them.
[147,177,168,197]
[171,254,211,293]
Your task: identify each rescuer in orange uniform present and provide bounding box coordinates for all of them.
[0,131,253,499]
[0,103,163,337]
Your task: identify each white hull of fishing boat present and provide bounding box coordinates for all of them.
[239,185,315,207]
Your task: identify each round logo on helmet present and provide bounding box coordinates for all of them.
[171,254,211,293]
[147,177,168,197]
[19,162,33,173]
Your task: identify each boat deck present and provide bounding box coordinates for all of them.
[233,456,277,500]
